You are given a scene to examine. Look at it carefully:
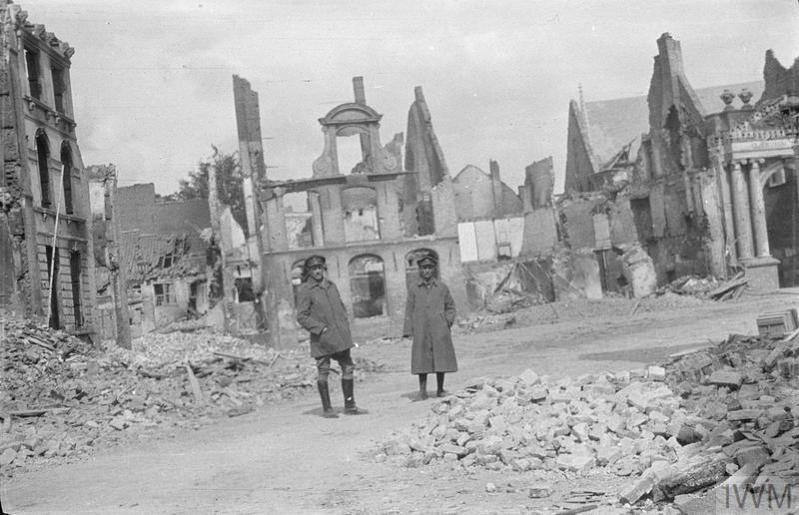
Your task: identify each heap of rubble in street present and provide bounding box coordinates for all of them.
[0,318,385,475]
[375,330,798,512]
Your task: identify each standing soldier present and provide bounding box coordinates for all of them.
[296,255,364,418]
[402,251,458,400]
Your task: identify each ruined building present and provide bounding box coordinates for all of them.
[257,78,465,342]
[0,2,96,333]
[565,33,799,289]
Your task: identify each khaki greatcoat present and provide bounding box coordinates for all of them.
[403,278,458,374]
[296,279,354,359]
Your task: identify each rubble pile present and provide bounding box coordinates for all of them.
[659,273,749,301]
[0,319,385,474]
[376,369,692,480]
[642,331,799,506]
[377,332,798,508]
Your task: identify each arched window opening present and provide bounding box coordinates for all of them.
[349,254,386,318]
[342,187,379,242]
[405,248,439,287]
[61,143,74,214]
[36,132,51,207]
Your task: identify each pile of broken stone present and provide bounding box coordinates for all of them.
[376,332,798,509]
[0,318,384,474]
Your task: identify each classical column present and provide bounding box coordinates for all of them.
[730,160,754,259]
[748,159,770,257]
[717,160,735,256]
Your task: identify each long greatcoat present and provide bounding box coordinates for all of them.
[403,278,458,374]
[296,279,354,359]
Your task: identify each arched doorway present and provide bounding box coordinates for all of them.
[349,254,386,318]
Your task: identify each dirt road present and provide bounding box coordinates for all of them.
[4,291,797,514]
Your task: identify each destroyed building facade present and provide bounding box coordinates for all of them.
[88,181,214,338]
[565,33,799,290]
[0,2,96,334]
[257,78,466,342]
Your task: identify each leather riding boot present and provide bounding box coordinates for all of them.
[342,378,363,414]
[317,381,338,418]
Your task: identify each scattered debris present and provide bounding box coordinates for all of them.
[0,318,386,475]
[376,326,799,511]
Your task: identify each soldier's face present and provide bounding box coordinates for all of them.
[309,264,326,281]
[419,263,435,281]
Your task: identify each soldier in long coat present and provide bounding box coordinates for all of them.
[296,255,363,417]
[402,252,458,400]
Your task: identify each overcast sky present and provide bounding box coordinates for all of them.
[25,0,799,195]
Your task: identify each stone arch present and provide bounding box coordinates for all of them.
[348,254,386,318]
[760,161,787,189]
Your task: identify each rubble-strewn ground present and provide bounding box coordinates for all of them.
[3,289,799,514]
[0,321,384,476]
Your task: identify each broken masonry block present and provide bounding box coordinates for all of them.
[708,370,743,389]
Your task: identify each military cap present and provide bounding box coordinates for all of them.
[304,255,327,269]
[417,251,438,266]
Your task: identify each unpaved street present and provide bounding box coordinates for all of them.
[4,291,797,514]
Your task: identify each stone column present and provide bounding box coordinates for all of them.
[308,191,324,246]
[730,160,754,259]
[748,159,770,257]
[717,159,735,258]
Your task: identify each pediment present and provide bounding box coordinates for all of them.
[319,103,382,126]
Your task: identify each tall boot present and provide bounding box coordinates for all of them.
[317,381,338,418]
[436,372,448,397]
[342,378,364,415]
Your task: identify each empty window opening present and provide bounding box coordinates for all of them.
[349,254,386,318]
[154,283,176,306]
[188,280,207,313]
[768,167,787,188]
[284,192,314,249]
[52,66,66,113]
[25,48,42,100]
[69,250,83,327]
[630,197,654,242]
[45,245,60,329]
[336,134,366,175]
[234,277,255,303]
[61,144,73,214]
[342,187,379,242]
[36,133,51,207]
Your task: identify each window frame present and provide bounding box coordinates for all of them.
[153,282,176,306]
